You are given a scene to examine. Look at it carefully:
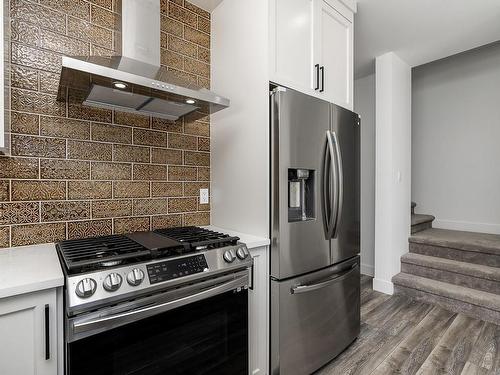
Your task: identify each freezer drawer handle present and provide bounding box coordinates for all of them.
[290,264,357,295]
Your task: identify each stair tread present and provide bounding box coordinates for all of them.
[401,253,500,282]
[411,214,435,226]
[393,273,500,312]
[410,228,500,255]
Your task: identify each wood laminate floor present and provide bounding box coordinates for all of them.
[315,275,500,375]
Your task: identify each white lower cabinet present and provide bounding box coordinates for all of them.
[0,288,61,375]
[249,246,269,375]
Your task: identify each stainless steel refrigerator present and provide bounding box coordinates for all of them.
[270,86,360,375]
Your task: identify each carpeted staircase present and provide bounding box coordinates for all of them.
[394,203,500,325]
[411,201,435,234]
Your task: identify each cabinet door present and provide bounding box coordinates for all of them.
[269,0,315,93]
[315,0,353,109]
[0,289,58,375]
[248,246,269,375]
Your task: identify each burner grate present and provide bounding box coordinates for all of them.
[57,235,150,274]
[155,226,240,250]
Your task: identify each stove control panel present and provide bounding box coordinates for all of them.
[147,254,209,285]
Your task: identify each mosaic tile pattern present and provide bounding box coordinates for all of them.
[67,219,112,239]
[11,180,66,201]
[0,181,10,202]
[11,222,66,247]
[67,181,112,199]
[1,0,211,247]
[0,227,9,247]
[114,217,150,234]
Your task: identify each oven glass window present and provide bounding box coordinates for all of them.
[68,290,248,375]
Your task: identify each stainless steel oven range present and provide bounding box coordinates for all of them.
[56,226,252,375]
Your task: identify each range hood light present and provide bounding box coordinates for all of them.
[113,81,128,89]
[186,99,195,104]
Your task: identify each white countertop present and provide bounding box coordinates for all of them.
[0,227,267,300]
[0,243,64,299]
[205,226,270,249]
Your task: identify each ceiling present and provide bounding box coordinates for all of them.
[354,0,500,79]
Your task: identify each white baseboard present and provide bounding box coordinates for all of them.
[373,278,394,295]
[433,219,500,235]
[361,263,374,276]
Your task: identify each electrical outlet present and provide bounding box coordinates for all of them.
[199,188,209,204]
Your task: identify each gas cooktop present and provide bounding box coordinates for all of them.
[57,226,240,275]
[56,226,251,313]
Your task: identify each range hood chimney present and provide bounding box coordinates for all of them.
[57,0,229,121]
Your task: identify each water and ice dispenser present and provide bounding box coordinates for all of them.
[288,168,315,222]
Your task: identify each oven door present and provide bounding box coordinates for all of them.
[66,271,249,375]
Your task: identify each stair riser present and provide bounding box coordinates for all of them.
[411,221,433,234]
[401,262,500,294]
[409,243,500,267]
[394,285,500,325]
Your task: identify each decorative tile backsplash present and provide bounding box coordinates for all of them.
[0,0,211,248]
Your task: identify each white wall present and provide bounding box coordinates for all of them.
[354,74,375,276]
[210,1,269,238]
[374,52,411,295]
[412,42,500,234]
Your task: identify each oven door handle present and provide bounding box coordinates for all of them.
[72,274,248,336]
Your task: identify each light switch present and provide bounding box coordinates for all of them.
[200,188,209,204]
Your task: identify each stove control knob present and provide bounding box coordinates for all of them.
[127,268,145,286]
[236,247,248,260]
[103,273,122,292]
[75,278,97,298]
[223,250,235,263]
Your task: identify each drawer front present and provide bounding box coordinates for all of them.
[271,256,360,375]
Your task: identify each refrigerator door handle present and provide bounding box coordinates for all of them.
[323,131,338,239]
[322,131,337,238]
[332,131,344,239]
[290,263,357,294]
[321,134,329,236]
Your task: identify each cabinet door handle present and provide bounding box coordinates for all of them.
[320,66,325,92]
[314,64,320,90]
[44,304,50,360]
[249,263,254,290]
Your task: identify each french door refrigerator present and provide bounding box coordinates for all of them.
[270,86,360,375]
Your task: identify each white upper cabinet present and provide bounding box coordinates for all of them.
[315,0,353,109]
[269,0,315,93]
[270,0,355,109]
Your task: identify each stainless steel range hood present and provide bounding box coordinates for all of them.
[57,0,229,121]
